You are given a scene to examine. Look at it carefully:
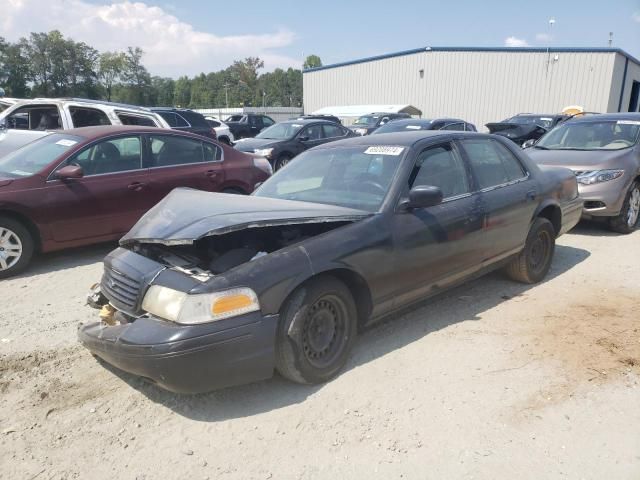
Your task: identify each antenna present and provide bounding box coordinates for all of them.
[608,32,613,47]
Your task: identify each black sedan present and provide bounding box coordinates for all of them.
[372,118,477,134]
[486,114,569,146]
[233,119,355,170]
[79,131,582,393]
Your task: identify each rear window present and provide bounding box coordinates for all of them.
[117,112,158,127]
[181,111,208,127]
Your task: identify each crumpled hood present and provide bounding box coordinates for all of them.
[121,188,371,246]
[233,137,279,152]
[526,147,632,171]
[486,122,547,140]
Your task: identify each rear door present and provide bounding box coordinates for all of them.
[297,124,327,151]
[457,138,537,262]
[321,123,350,145]
[43,134,152,242]
[145,133,224,204]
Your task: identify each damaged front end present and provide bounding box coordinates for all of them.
[79,188,368,392]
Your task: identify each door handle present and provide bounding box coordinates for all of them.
[205,170,218,178]
[526,190,537,201]
[127,182,146,191]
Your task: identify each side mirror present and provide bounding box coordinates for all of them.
[404,185,443,209]
[522,139,537,149]
[56,165,84,180]
[298,135,309,142]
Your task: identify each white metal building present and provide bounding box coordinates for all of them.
[303,47,640,131]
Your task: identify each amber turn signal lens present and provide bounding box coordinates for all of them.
[212,294,254,315]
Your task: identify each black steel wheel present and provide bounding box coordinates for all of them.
[504,217,555,284]
[275,276,357,384]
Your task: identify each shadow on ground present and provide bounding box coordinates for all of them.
[7,242,116,280]
[100,244,590,422]
[570,219,632,237]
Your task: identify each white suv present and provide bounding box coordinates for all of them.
[0,98,169,130]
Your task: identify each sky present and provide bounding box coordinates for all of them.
[2,0,639,78]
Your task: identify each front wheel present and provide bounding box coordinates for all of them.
[275,276,357,384]
[608,181,640,234]
[504,217,555,284]
[275,154,292,171]
[0,217,35,279]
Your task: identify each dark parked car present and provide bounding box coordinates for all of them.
[79,131,581,393]
[293,115,342,124]
[372,118,477,134]
[0,126,271,277]
[351,112,412,136]
[225,114,276,139]
[150,108,216,140]
[486,114,569,146]
[233,119,355,170]
[527,113,640,233]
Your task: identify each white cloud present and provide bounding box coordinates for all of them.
[535,33,553,42]
[633,12,640,23]
[1,0,300,77]
[504,36,530,47]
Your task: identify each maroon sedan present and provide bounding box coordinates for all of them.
[0,125,272,277]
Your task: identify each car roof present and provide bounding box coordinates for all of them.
[568,112,640,123]
[510,113,563,117]
[280,119,336,125]
[15,97,155,112]
[60,125,211,141]
[316,130,486,148]
[149,107,198,113]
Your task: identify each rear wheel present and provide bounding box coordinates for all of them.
[608,181,640,234]
[275,276,357,384]
[275,154,292,171]
[504,217,555,284]
[0,217,35,279]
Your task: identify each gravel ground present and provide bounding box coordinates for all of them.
[1,222,639,480]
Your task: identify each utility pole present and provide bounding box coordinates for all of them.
[608,32,613,47]
[262,91,266,112]
[223,83,229,108]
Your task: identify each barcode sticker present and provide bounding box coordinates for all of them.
[364,146,404,156]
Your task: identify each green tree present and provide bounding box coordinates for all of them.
[151,76,175,106]
[99,51,126,101]
[0,40,30,97]
[303,54,322,69]
[173,76,192,107]
[120,47,152,105]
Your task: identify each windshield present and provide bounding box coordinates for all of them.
[0,133,83,178]
[256,123,304,140]
[0,103,10,113]
[504,115,556,129]
[536,120,640,151]
[353,115,379,126]
[225,115,244,122]
[254,146,405,212]
[374,121,431,134]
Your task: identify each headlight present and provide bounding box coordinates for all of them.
[142,286,260,324]
[354,128,367,136]
[576,169,624,185]
[254,148,274,158]
[253,157,273,175]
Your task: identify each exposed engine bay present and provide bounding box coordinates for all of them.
[128,221,352,280]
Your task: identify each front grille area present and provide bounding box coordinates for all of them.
[101,266,143,313]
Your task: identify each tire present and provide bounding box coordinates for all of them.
[275,154,292,171]
[608,181,640,234]
[504,217,555,284]
[0,216,35,279]
[275,276,357,385]
[219,136,231,145]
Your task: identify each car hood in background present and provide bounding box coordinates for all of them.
[233,138,281,152]
[120,188,371,246]
[486,122,547,140]
[0,129,51,159]
[526,147,634,171]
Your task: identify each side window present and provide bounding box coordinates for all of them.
[4,105,61,130]
[158,112,178,127]
[174,114,190,128]
[65,136,142,176]
[203,142,223,162]
[441,122,465,131]
[322,124,344,138]
[409,143,470,199]
[301,124,324,141]
[117,113,158,127]
[69,107,110,128]
[262,117,275,127]
[248,116,259,127]
[150,135,204,167]
[461,139,527,190]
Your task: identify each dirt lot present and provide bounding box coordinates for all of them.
[1,222,639,480]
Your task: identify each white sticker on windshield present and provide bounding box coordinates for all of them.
[364,146,404,156]
[55,139,77,147]
[405,125,421,130]
[617,120,640,125]
[540,117,552,121]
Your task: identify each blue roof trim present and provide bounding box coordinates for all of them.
[304,46,640,73]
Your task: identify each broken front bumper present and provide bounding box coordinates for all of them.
[78,312,279,394]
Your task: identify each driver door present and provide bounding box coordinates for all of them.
[298,124,327,151]
[390,141,485,307]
